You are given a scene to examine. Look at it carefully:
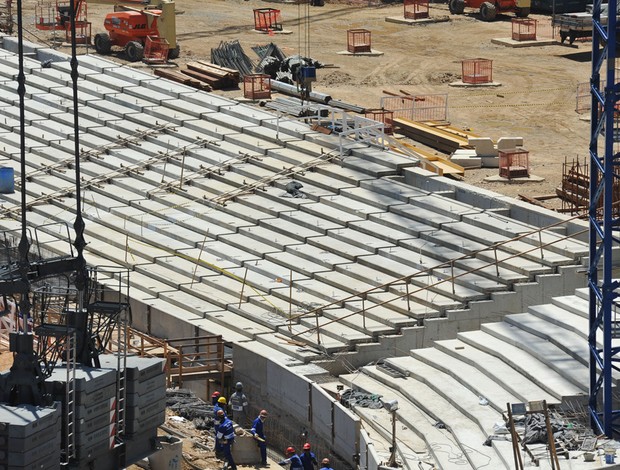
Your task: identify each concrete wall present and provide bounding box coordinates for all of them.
[359,429,380,470]
[233,343,360,467]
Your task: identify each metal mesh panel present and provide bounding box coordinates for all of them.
[380,94,448,121]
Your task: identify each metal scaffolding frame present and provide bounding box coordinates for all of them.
[588,0,620,436]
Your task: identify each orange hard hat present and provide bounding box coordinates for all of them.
[286,446,295,455]
[303,443,311,450]
[211,391,221,398]
[217,409,225,418]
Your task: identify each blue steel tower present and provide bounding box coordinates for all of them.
[589,0,620,436]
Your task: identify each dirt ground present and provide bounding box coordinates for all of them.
[19,0,594,211]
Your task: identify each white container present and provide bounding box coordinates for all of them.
[148,436,183,470]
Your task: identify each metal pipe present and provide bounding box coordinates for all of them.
[269,80,332,104]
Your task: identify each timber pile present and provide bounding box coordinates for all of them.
[182,61,240,90]
[153,69,212,91]
[393,118,476,153]
[154,62,240,91]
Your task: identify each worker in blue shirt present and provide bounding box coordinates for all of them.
[214,396,228,418]
[279,447,303,470]
[250,409,269,466]
[216,410,237,470]
[319,458,334,470]
[300,443,318,470]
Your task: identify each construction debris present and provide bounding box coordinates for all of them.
[183,61,240,89]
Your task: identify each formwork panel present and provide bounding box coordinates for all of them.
[244,74,271,100]
[253,8,282,32]
[404,0,429,19]
[499,148,529,179]
[512,18,537,41]
[461,58,492,84]
[380,94,448,121]
[347,29,371,53]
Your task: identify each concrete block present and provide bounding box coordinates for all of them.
[497,137,524,151]
[468,137,497,157]
[231,434,262,464]
[35,48,70,65]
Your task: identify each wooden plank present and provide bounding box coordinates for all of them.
[393,118,464,153]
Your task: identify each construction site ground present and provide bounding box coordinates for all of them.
[21,0,593,211]
[10,0,595,468]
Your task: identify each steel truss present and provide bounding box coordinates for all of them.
[589,0,620,436]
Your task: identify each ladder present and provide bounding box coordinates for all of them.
[64,329,76,465]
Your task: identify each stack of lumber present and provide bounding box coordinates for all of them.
[154,69,212,91]
[393,118,477,153]
[182,61,240,90]
[153,62,240,92]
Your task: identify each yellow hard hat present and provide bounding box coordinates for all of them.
[218,396,227,404]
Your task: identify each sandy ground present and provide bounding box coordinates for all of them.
[17,0,595,212]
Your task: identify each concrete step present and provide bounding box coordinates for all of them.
[507,310,589,366]
[339,372,465,470]
[282,244,351,270]
[362,365,508,470]
[265,250,337,277]
[307,235,373,261]
[301,201,365,226]
[433,338,559,405]
[259,216,325,243]
[409,347,521,414]
[358,254,493,301]
[383,355,503,435]
[314,270,441,318]
[481,321,589,393]
[458,329,586,402]
[551,294,589,319]
[442,221,577,268]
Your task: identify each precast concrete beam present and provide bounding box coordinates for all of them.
[351,146,419,171]
[279,209,343,233]
[218,232,285,258]
[259,216,325,242]
[223,132,285,155]
[282,243,350,269]
[307,235,372,260]
[389,204,455,228]
[143,78,198,98]
[318,193,383,218]
[361,177,429,200]
[180,91,238,112]
[128,199,236,238]
[179,279,247,309]
[265,250,338,277]
[110,206,207,246]
[301,201,366,226]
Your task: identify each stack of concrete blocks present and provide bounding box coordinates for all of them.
[0,403,62,469]
[46,366,119,470]
[99,354,166,464]
[450,136,524,168]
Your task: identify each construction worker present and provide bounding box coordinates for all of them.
[250,409,269,466]
[212,391,222,406]
[229,381,249,427]
[300,443,318,470]
[279,447,303,470]
[319,458,334,470]
[216,409,237,470]
[214,396,228,418]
